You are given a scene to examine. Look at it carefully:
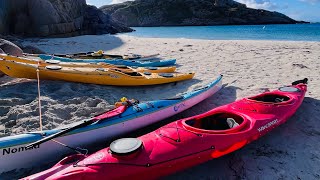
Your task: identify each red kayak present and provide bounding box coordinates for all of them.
[23,79,308,180]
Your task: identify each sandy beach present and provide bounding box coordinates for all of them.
[1,35,319,179]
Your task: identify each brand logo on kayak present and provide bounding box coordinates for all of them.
[84,152,104,164]
[174,103,186,112]
[2,145,40,156]
[257,119,278,132]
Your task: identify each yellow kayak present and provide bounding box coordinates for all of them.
[0,54,176,73]
[0,60,194,86]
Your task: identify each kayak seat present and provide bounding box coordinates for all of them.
[185,113,244,131]
[227,118,240,128]
[248,94,290,103]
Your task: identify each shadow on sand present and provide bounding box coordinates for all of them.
[23,35,125,54]
[0,77,202,133]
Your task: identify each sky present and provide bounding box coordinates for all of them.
[87,0,320,22]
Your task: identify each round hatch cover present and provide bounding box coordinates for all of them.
[110,138,142,155]
[45,60,61,64]
[144,72,151,75]
[159,73,174,78]
[45,65,62,70]
[279,87,300,92]
[96,68,106,71]
[146,67,158,70]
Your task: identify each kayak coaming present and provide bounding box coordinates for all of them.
[0,75,223,174]
[23,81,307,180]
[39,54,176,67]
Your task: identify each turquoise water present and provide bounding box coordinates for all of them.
[127,24,320,41]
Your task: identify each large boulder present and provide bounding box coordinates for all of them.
[101,0,304,27]
[0,0,133,37]
[0,39,23,56]
[0,38,44,77]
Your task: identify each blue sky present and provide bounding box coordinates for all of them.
[87,0,320,22]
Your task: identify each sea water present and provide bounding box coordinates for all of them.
[126,23,320,41]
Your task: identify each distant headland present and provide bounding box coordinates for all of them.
[101,0,308,27]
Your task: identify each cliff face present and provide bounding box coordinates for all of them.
[101,0,299,27]
[0,0,133,37]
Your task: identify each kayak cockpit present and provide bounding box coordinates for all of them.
[182,112,248,134]
[247,93,291,104]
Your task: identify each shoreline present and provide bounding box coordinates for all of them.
[20,34,320,55]
[21,33,320,43]
[120,34,320,42]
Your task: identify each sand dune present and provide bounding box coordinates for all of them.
[0,35,319,179]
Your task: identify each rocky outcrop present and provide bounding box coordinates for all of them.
[101,0,302,27]
[0,36,45,54]
[0,0,133,37]
[0,37,45,77]
[0,39,23,57]
[82,5,134,35]
[214,0,245,7]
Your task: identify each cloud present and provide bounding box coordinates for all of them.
[299,0,320,4]
[236,0,278,10]
[111,0,134,4]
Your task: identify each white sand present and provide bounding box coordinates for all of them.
[0,35,319,179]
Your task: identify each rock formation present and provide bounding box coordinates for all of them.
[214,0,245,7]
[0,0,133,37]
[0,39,23,57]
[0,38,40,77]
[101,0,303,27]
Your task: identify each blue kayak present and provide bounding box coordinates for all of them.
[0,75,223,174]
[39,54,176,67]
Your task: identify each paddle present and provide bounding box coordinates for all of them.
[25,119,94,149]
[292,78,308,85]
[25,105,127,149]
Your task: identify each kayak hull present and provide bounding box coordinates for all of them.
[0,60,192,86]
[0,75,223,175]
[23,80,307,180]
